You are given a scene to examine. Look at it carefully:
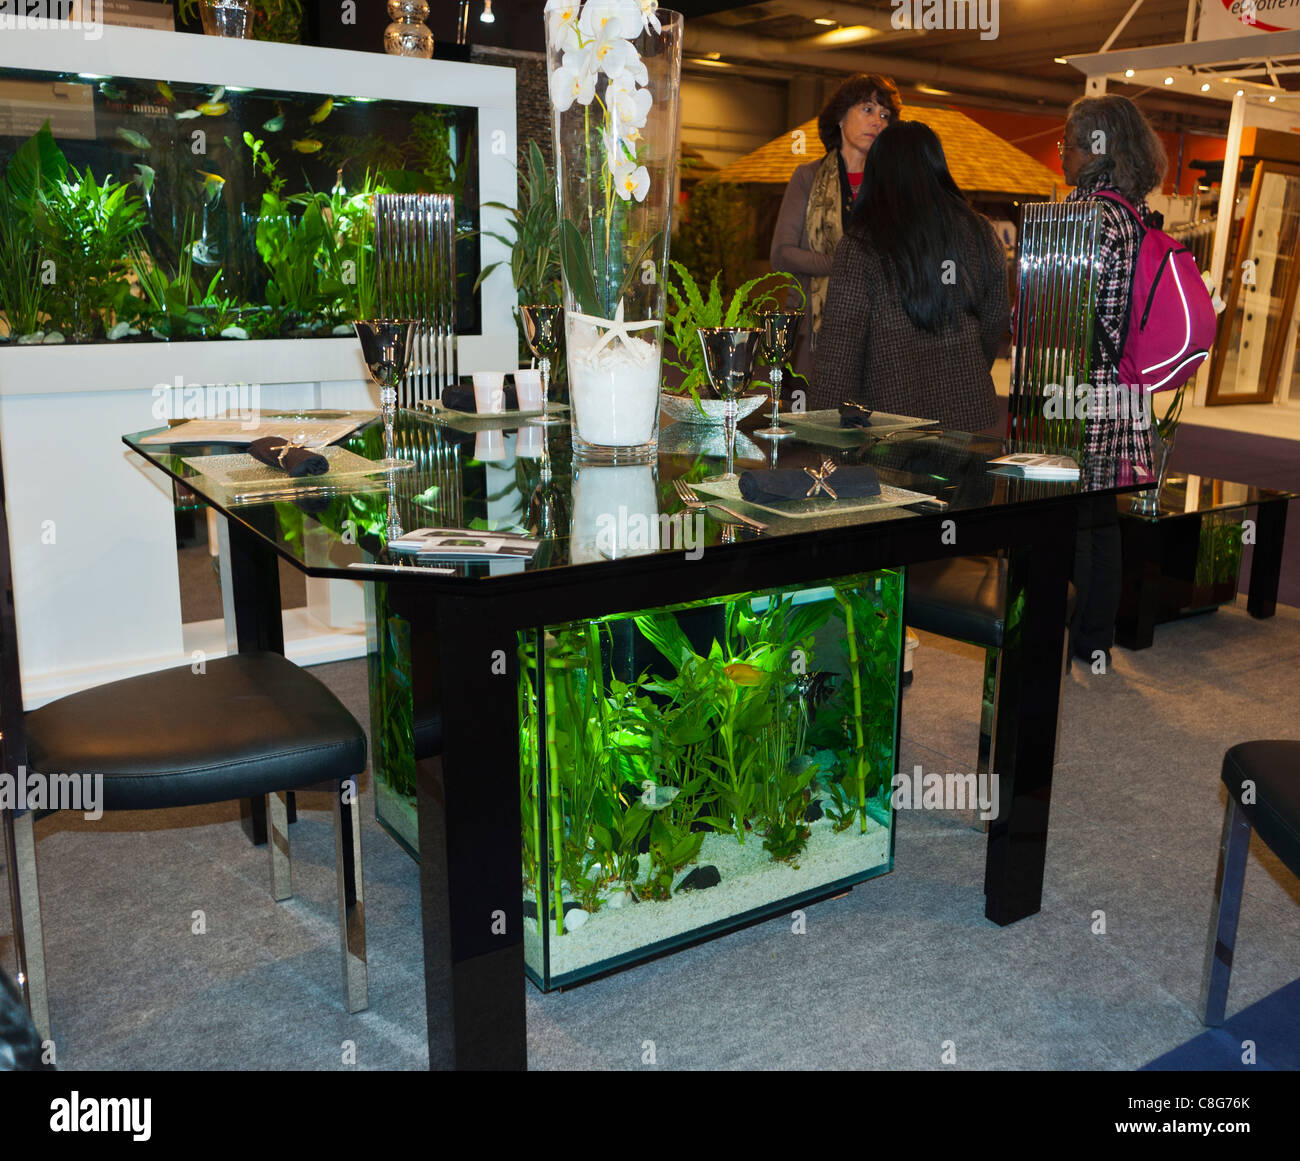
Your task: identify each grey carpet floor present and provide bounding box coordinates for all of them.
[3,601,1299,1070]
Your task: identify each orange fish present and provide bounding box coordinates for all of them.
[723,662,764,686]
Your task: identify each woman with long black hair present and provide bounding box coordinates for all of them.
[810,120,1008,432]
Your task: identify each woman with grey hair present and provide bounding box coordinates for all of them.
[1059,93,1167,664]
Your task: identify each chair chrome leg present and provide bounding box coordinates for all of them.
[332,778,368,1013]
[268,791,292,902]
[7,810,50,1042]
[1201,795,1251,1026]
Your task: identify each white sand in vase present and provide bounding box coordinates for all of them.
[524,813,891,983]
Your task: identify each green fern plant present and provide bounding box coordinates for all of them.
[663,261,802,410]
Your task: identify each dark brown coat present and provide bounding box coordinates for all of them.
[810,214,1010,433]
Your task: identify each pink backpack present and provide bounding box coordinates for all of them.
[1094,190,1217,393]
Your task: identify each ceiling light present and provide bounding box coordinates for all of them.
[813,17,836,25]
[1054,57,1067,65]
[480,0,494,23]
[1270,94,1277,102]
[915,84,952,96]
[1163,76,1174,85]
[1125,69,1135,78]
[705,51,721,59]
[1237,89,1245,96]
[1201,83,1211,92]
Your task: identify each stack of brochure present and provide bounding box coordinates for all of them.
[987,453,1080,481]
[387,527,540,560]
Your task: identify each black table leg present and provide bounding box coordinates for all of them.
[985,515,1074,925]
[1116,514,1162,651]
[1247,497,1288,620]
[218,515,293,846]
[418,592,526,1070]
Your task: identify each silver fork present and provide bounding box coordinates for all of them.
[673,478,768,532]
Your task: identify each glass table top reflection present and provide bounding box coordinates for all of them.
[1121,472,1296,522]
[124,407,1150,583]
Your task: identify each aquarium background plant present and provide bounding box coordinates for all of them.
[0,72,479,343]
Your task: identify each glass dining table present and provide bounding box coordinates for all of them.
[124,406,1146,1070]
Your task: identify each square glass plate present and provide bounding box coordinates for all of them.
[421,400,570,430]
[182,445,387,490]
[693,476,934,520]
[784,409,937,447]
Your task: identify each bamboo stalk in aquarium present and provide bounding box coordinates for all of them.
[543,651,565,936]
[835,591,869,833]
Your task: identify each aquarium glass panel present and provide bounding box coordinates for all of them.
[519,570,903,989]
[0,69,479,342]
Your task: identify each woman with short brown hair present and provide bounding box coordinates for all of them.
[770,73,902,380]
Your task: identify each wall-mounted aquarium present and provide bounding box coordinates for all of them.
[0,66,479,343]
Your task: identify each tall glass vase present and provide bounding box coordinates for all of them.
[546,3,682,463]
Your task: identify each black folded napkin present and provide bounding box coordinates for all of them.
[442,383,520,413]
[739,464,880,503]
[248,436,330,477]
[839,402,874,428]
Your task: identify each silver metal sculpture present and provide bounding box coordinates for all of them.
[374,193,458,408]
[1010,201,1102,453]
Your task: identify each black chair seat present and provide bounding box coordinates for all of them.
[1221,741,1300,878]
[906,556,1008,648]
[25,652,366,812]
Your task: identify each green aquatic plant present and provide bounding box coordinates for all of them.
[515,572,904,941]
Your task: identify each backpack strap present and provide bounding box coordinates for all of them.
[1089,189,1146,376]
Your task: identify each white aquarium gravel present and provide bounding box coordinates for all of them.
[524,813,891,983]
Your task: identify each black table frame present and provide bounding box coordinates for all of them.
[210,489,1084,1069]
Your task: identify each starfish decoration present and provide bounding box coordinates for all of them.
[569,299,660,358]
[803,458,839,499]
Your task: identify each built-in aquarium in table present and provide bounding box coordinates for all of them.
[518,573,901,988]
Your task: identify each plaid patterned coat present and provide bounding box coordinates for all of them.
[809,213,1009,432]
[1066,176,1154,470]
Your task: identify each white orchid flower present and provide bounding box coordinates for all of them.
[579,0,643,41]
[608,77,654,130]
[612,160,650,202]
[550,48,597,111]
[600,125,635,173]
[637,0,662,34]
[590,28,636,79]
[544,0,582,52]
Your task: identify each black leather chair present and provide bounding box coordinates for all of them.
[905,555,1077,810]
[1,454,370,1042]
[1201,741,1300,1025]
[905,555,1010,789]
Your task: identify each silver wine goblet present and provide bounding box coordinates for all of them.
[697,326,763,482]
[756,310,800,440]
[355,318,415,472]
[519,304,564,427]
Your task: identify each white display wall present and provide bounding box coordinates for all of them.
[0,26,518,704]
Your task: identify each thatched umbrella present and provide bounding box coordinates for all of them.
[715,104,1061,200]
